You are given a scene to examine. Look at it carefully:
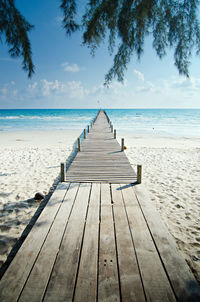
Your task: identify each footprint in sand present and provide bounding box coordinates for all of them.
[192,242,200,247]
[0,236,18,255]
[192,231,199,235]
[0,224,11,232]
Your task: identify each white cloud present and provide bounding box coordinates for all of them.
[0,82,16,97]
[40,79,62,96]
[136,81,155,93]
[134,75,200,97]
[170,77,200,91]
[26,79,89,100]
[0,81,16,97]
[28,82,38,91]
[67,81,88,99]
[12,89,18,96]
[134,69,144,82]
[1,74,200,108]
[25,79,128,101]
[61,62,80,73]
[136,86,150,93]
[1,87,7,95]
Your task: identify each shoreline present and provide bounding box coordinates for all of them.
[0,129,199,282]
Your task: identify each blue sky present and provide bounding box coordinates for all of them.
[0,0,200,109]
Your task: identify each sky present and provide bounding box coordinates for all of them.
[0,0,200,109]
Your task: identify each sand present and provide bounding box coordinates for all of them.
[0,130,200,282]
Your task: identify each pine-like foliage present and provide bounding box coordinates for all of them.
[0,0,34,77]
[61,0,200,85]
[1,1,200,82]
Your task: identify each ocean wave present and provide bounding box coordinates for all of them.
[0,115,92,121]
[0,109,199,137]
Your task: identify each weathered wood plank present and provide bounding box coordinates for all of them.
[67,172,135,176]
[98,184,120,302]
[73,183,100,302]
[19,183,79,302]
[66,179,136,183]
[68,167,134,171]
[0,182,70,302]
[111,184,145,302]
[43,183,91,302]
[121,185,176,302]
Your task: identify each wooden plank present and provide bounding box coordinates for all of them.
[74,154,127,157]
[43,183,91,302]
[74,155,127,159]
[73,157,128,159]
[67,167,134,171]
[71,163,132,166]
[67,172,135,175]
[70,163,132,165]
[66,178,136,181]
[67,172,135,176]
[98,184,120,302]
[81,142,118,144]
[111,184,145,302]
[134,184,200,301]
[73,183,100,302]
[66,180,136,183]
[68,168,134,172]
[18,183,79,302]
[68,167,134,170]
[73,156,128,159]
[81,141,118,144]
[67,172,134,176]
[67,173,135,176]
[121,186,176,302]
[66,175,135,178]
[81,145,119,148]
[72,160,128,163]
[70,166,131,169]
[0,182,69,302]
[68,167,133,170]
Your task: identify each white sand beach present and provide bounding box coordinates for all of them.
[0,130,200,282]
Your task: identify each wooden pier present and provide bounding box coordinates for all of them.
[66,111,137,183]
[0,110,199,301]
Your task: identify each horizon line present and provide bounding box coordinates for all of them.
[0,107,200,110]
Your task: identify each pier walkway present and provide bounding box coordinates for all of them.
[66,111,137,183]
[0,111,199,302]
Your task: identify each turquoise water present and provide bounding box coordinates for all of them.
[0,109,199,137]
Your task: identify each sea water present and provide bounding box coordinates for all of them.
[0,109,199,138]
